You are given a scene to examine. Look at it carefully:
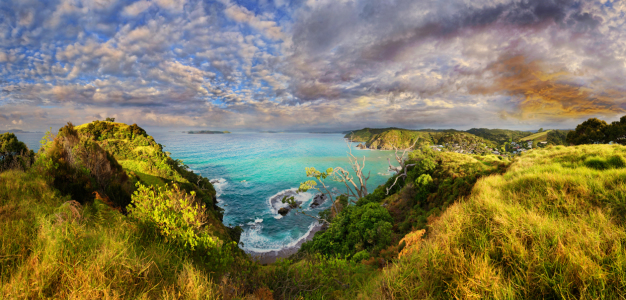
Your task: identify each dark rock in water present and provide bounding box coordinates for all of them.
[310,193,328,208]
[270,189,303,214]
[210,179,220,184]
[356,143,367,149]
[278,207,289,216]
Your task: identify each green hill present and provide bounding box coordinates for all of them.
[361,144,626,298]
[518,130,552,142]
[467,128,534,144]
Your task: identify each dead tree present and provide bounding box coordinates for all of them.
[386,138,420,195]
[332,138,371,204]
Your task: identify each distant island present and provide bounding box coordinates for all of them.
[187,130,231,134]
[260,131,283,133]
[0,129,40,133]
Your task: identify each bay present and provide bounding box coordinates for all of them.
[16,131,397,253]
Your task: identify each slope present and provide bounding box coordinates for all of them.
[518,130,552,142]
[363,144,626,299]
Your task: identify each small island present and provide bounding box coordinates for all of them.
[187,130,231,134]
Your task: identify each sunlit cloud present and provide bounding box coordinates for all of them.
[0,0,625,131]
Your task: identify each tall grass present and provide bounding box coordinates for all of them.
[364,145,626,299]
[0,170,223,299]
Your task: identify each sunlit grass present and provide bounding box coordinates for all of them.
[0,170,222,299]
[364,144,626,299]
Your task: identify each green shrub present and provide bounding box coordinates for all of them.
[352,250,370,262]
[301,202,393,257]
[128,182,217,250]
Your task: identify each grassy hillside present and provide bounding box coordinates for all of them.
[345,128,494,151]
[4,122,626,299]
[362,144,626,299]
[0,170,233,299]
[466,128,534,145]
[518,130,552,141]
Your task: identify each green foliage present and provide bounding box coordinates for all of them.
[301,202,394,258]
[40,122,132,206]
[466,128,533,145]
[0,132,34,171]
[384,149,508,237]
[105,117,115,122]
[567,117,609,144]
[369,144,626,299]
[546,129,571,145]
[0,170,227,298]
[242,253,376,299]
[128,182,214,250]
[352,250,370,262]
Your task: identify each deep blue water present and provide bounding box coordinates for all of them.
[16,131,396,253]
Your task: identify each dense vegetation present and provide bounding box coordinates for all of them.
[364,144,626,299]
[466,128,533,144]
[567,115,626,145]
[3,116,626,299]
[0,132,34,171]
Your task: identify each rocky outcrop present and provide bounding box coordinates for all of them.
[356,143,367,149]
[309,193,328,208]
[278,207,289,216]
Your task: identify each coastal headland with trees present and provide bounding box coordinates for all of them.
[2,115,626,299]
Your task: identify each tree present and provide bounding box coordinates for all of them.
[0,132,34,170]
[105,117,116,122]
[294,139,373,224]
[606,116,626,144]
[386,138,420,195]
[566,118,609,145]
[538,128,544,132]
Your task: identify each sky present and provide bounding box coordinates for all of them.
[1,0,625,131]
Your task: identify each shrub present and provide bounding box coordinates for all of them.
[128,182,217,251]
[0,132,34,171]
[352,250,370,262]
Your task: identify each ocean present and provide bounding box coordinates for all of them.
[15,131,396,253]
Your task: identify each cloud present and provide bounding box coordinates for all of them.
[471,55,626,120]
[122,0,152,16]
[0,0,625,131]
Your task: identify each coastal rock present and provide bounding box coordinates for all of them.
[356,143,367,149]
[278,207,289,216]
[310,193,328,208]
[269,189,303,214]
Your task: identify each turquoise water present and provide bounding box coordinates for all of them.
[16,131,396,253]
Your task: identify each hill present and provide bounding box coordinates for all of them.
[3,119,626,299]
[518,129,551,141]
[346,128,496,153]
[466,128,534,144]
[360,144,626,298]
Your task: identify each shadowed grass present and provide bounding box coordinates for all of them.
[363,144,626,299]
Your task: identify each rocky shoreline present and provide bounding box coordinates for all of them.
[247,223,325,264]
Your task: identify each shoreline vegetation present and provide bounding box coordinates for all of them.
[2,116,626,299]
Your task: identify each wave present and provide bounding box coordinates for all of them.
[241,221,323,253]
[266,188,313,214]
[210,178,228,200]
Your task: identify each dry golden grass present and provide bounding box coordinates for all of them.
[362,145,626,299]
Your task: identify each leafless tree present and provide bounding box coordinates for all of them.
[386,138,421,195]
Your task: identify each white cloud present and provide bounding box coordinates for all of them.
[122,0,152,16]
